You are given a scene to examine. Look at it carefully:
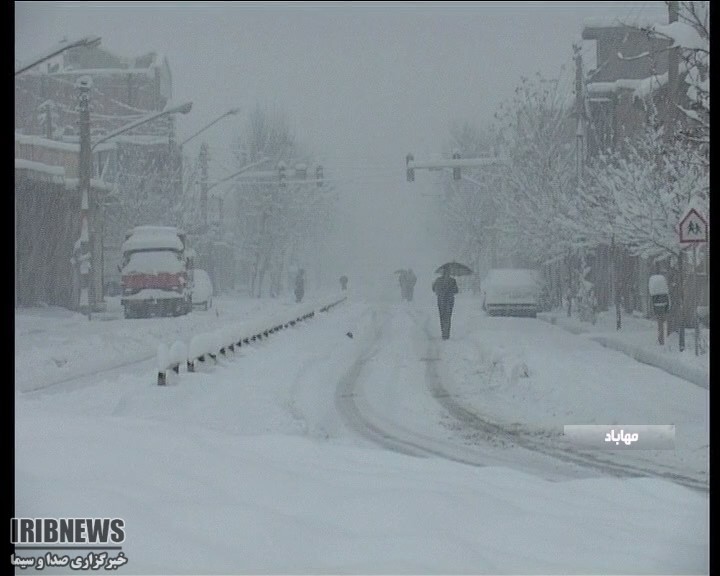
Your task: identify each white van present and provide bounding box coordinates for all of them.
[482,269,541,317]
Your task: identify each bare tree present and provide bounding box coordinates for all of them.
[229,105,334,297]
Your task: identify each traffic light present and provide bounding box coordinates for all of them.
[278,161,286,188]
[406,153,414,182]
[452,150,461,180]
[315,165,323,187]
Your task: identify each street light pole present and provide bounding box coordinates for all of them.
[200,143,209,229]
[77,98,193,314]
[180,108,240,148]
[90,101,193,151]
[175,108,240,220]
[15,35,102,76]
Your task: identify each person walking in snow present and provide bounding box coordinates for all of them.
[340,275,348,291]
[295,269,305,303]
[398,269,409,301]
[432,267,459,340]
[406,268,417,301]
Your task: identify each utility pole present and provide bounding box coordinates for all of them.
[612,235,621,330]
[665,1,680,144]
[42,101,53,140]
[76,76,93,316]
[667,0,685,351]
[574,43,585,186]
[199,142,209,229]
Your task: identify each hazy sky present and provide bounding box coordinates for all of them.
[15,1,668,288]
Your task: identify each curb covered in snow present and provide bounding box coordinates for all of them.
[538,313,709,390]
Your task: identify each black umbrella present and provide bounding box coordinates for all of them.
[394,269,407,274]
[435,262,473,276]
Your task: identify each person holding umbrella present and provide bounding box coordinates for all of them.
[432,262,471,340]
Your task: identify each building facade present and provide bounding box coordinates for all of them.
[581,19,708,324]
[15,44,182,309]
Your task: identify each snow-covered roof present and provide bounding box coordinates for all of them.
[15,159,114,191]
[650,21,707,51]
[588,59,691,100]
[15,158,65,177]
[587,79,648,94]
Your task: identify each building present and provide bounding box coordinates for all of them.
[15,44,182,309]
[580,17,708,323]
[582,18,672,156]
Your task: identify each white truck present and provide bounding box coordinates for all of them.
[120,226,193,319]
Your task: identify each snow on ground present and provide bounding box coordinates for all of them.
[538,307,710,389]
[14,293,329,393]
[438,297,708,485]
[14,289,708,574]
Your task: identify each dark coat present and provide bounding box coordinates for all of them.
[295,272,305,301]
[432,275,458,303]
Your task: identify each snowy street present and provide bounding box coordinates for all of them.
[15,2,710,573]
[15,289,709,574]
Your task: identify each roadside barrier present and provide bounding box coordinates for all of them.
[157,296,347,385]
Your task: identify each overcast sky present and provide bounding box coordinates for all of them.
[15,1,669,286]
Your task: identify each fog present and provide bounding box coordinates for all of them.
[15,1,667,295]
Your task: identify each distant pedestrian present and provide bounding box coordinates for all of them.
[432,267,459,340]
[295,269,305,303]
[398,269,409,301]
[406,268,417,301]
[340,275,348,291]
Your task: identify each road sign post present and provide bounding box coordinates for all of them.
[678,205,708,355]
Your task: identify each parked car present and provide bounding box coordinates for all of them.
[120,226,192,318]
[190,269,213,310]
[482,268,541,318]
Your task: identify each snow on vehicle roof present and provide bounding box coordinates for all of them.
[129,225,183,235]
[122,229,183,253]
[648,275,670,296]
[485,269,540,287]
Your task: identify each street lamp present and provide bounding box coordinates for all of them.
[15,35,102,76]
[206,156,272,194]
[91,101,193,151]
[76,89,193,315]
[180,108,240,148]
[175,107,241,213]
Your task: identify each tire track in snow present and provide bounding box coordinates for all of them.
[334,305,591,478]
[414,309,708,493]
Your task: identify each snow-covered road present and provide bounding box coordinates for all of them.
[15,292,709,573]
